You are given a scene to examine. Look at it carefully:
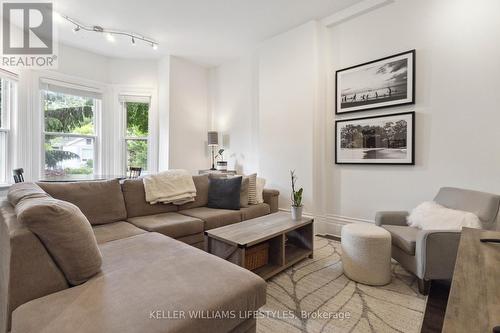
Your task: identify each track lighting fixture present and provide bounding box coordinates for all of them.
[59,13,159,49]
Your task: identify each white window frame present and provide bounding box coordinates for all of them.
[0,72,17,185]
[121,95,151,174]
[40,80,102,177]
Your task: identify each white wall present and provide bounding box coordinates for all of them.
[209,0,500,234]
[169,56,210,173]
[258,22,318,210]
[209,55,259,174]
[325,0,500,228]
[55,44,109,83]
[56,44,159,86]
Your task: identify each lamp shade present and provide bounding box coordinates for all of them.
[207,131,219,146]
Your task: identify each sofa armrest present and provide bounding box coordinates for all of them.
[263,189,280,213]
[415,229,461,280]
[374,211,409,226]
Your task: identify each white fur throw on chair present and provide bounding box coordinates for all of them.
[407,201,481,230]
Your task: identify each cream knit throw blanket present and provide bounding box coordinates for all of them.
[143,170,196,205]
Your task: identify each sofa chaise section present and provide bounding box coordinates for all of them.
[11,232,267,333]
[2,178,279,333]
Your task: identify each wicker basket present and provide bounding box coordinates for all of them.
[245,242,270,271]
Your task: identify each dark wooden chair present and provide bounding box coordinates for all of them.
[128,167,142,179]
[13,168,25,183]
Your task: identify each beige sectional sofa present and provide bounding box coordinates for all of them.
[0,175,280,333]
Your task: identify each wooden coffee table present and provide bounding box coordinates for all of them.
[205,212,314,280]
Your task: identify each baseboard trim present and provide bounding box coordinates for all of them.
[277,208,374,238]
[315,214,374,237]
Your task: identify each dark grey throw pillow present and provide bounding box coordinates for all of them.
[207,176,242,210]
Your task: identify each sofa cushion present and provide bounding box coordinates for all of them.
[208,174,249,208]
[207,176,242,210]
[178,174,209,210]
[127,212,204,239]
[92,221,146,245]
[121,179,177,218]
[240,203,271,220]
[15,196,102,285]
[7,183,49,206]
[38,179,127,225]
[179,207,242,230]
[11,233,267,333]
[176,233,204,246]
[382,225,419,255]
[240,176,250,208]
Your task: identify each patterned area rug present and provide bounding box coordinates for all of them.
[257,236,427,333]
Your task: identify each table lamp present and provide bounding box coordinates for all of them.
[208,131,218,170]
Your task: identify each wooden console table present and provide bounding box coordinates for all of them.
[442,228,500,333]
[205,212,314,280]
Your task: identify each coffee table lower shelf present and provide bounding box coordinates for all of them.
[253,246,313,280]
[205,215,314,280]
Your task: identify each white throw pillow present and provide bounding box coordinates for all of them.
[247,173,258,204]
[256,177,266,204]
[407,201,481,231]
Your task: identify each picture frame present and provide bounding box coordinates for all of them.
[335,111,415,165]
[335,50,415,114]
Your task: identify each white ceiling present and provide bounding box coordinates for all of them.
[54,0,365,66]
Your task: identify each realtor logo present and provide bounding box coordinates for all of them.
[1,1,57,67]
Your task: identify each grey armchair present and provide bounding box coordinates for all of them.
[375,187,500,294]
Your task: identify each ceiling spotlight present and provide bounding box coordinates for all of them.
[131,37,136,46]
[106,33,115,42]
[152,43,158,50]
[73,25,80,33]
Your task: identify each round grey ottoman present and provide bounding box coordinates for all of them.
[341,223,392,286]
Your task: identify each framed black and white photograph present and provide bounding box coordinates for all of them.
[335,50,415,114]
[335,112,415,165]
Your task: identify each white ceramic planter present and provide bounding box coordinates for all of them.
[291,206,303,221]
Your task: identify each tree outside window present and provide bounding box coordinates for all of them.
[43,90,98,176]
[125,101,149,173]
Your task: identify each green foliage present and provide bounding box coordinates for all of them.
[45,150,79,169]
[44,91,94,134]
[73,122,94,135]
[43,91,93,170]
[126,102,149,170]
[126,102,149,136]
[64,166,93,175]
[290,170,303,207]
[127,140,148,170]
[44,106,93,133]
